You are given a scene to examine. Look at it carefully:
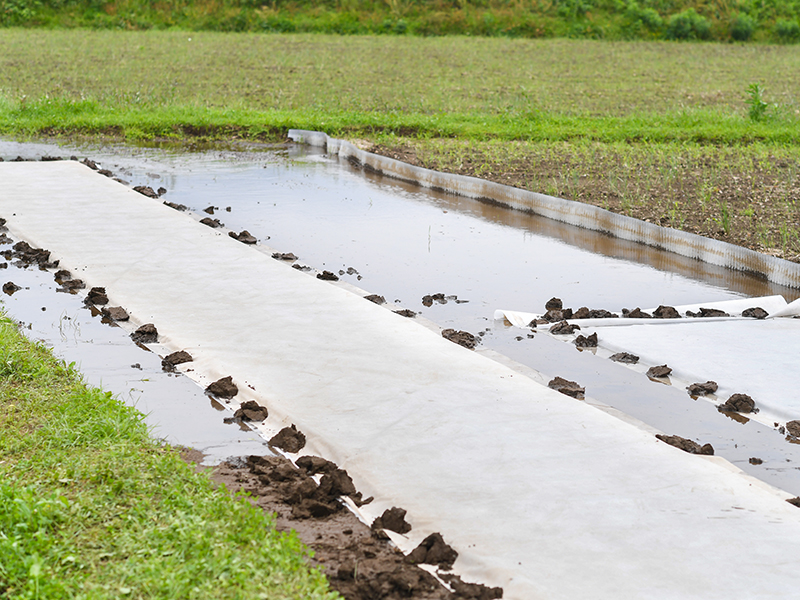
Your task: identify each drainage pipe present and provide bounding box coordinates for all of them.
[288,130,800,289]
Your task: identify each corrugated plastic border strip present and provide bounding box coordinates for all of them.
[288,129,800,289]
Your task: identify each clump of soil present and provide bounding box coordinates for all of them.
[749,457,763,465]
[687,381,718,397]
[653,305,681,319]
[786,420,800,438]
[548,376,585,398]
[718,393,757,414]
[130,323,158,344]
[549,320,580,335]
[292,264,312,271]
[11,241,57,268]
[162,350,193,371]
[365,294,386,305]
[394,309,417,318]
[542,308,573,322]
[406,533,458,570]
[372,507,412,534]
[572,307,618,319]
[687,307,729,318]
[85,287,109,305]
[545,297,562,310]
[58,278,86,293]
[742,307,769,319]
[205,453,500,600]
[318,270,340,281]
[623,307,651,318]
[270,424,307,453]
[206,375,238,399]
[200,217,223,228]
[646,365,672,378]
[574,332,597,348]
[203,205,217,214]
[164,201,188,211]
[81,158,98,170]
[609,352,639,364]
[133,185,159,198]
[234,400,269,422]
[441,329,478,349]
[787,497,800,507]
[230,230,257,244]
[2,281,21,295]
[101,306,129,321]
[273,252,298,260]
[422,293,447,307]
[656,434,714,455]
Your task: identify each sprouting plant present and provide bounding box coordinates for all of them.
[668,201,685,228]
[745,83,768,122]
[715,201,732,234]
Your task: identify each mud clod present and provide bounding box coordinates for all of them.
[549,320,580,335]
[787,497,800,507]
[647,365,672,378]
[59,278,86,293]
[574,332,598,348]
[609,352,639,364]
[393,309,416,318]
[270,424,307,453]
[544,297,562,310]
[687,307,730,318]
[162,350,193,371]
[405,533,458,569]
[199,217,223,228]
[229,230,257,244]
[441,328,478,349]
[11,241,55,268]
[573,307,618,319]
[157,187,167,196]
[623,307,652,318]
[272,252,298,261]
[133,185,158,198]
[749,457,763,465]
[203,206,216,214]
[372,507,412,534]
[85,287,109,306]
[718,393,757,414]
[656,434,714,455]
[422,293,447,307]
[130,323,158,344]
[440,574,504,599]
[2,281,20,295]
[786,420,800,438]
[317,270,339,281]
[101,306,129,321]
[687,381,718,396]
[163,201,187,211]
[742,307,769,319]
[81,158,98,170]
[364,294,386,305]
[653,305,681,319]
[206,375,238,399]
[548,376,585,398]
[234,400,269,422]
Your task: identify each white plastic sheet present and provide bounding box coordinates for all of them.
[5,161,800,599]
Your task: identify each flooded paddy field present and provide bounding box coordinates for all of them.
[2,136,800,499]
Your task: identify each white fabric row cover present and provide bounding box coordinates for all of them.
[4,161,800,599]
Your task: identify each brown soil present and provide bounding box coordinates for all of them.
[206,375,238,398]
[441,329,478,350]
[656,434,715,455]
[364,294,386,305]
[609,352,639,364]
[184,450,503,600]
[230,230,257,244]
[646,365,672,378]
[269,424,307,453]
[548,376,585,398]
[162,350,193,371]
[130,323,158,344]
[687,381,718,397]
[718,393,758,414]
[368,142,800,263]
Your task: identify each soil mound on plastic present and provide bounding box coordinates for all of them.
[162,350,193,371]
[550,320,580,335]
[101,306,129,321]
[623,307,651,318]
[647,365,672,378]
[229,230,257,244]
[441,329,478,349]
[317,270,339,281]
[548,376,585,398]
[718,393,757,414]
[653,305,681,319]
[656,434,714,455]
[574,332,597,348]
[234,400,269,422]
[742,307,768,319]
[371,507,412,534]
[393,309,416,318]
[687,381,718,397]
[269,424,307,453]
[364,294,386,305]
[130,323,158,344]
[609,352,639,364]
[206,375,238,398]
[85,287,109,306]
[205,453,502,600]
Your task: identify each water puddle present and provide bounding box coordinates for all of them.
[3,137,800,490]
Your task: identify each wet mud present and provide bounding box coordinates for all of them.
[101,306,129,321]
[394,309,417,318]
[85,286,109,306]
[686,307,730,318]
[130,323,158,344]
[365,294,386,305]
[687,381,718,397]
[229,230,257,244]
[204,453,501,600]
[2,281,21,295]
[718,394,758,414]
[317,270,340,281]
[206,375,238,399]
[548,376,585,399]
[574,333,598,348]
[441,329,478,350]
[656,434,715,455]
[646,365,672,378]
[743,307,769,319]
[609,352,639,364]
[549,321,580,335]
[623,307,651,318]
[652,305,681,319]
[233,400,269,422]
[200,217,223,228]
[269,424,307,453]
[372,507,412,534]
[162,350,193,371]
[273,252,298,261]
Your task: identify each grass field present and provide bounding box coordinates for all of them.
[0,315,337,599]
[0,30,799,260]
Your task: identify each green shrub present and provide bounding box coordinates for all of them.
[730,12,756,41]
[622,2,663,37]
[774,18,800,43]
[665,8,710,40]
[745,82,768,122]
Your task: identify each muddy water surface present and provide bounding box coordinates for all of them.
[3,138,800,492]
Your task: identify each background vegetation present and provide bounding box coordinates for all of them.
[3,0,800,43]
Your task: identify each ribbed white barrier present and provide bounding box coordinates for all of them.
[289,129,800,289]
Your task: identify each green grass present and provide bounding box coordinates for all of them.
[1,31,799,143]
[0,314,337,599]
[3,0,800,43]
